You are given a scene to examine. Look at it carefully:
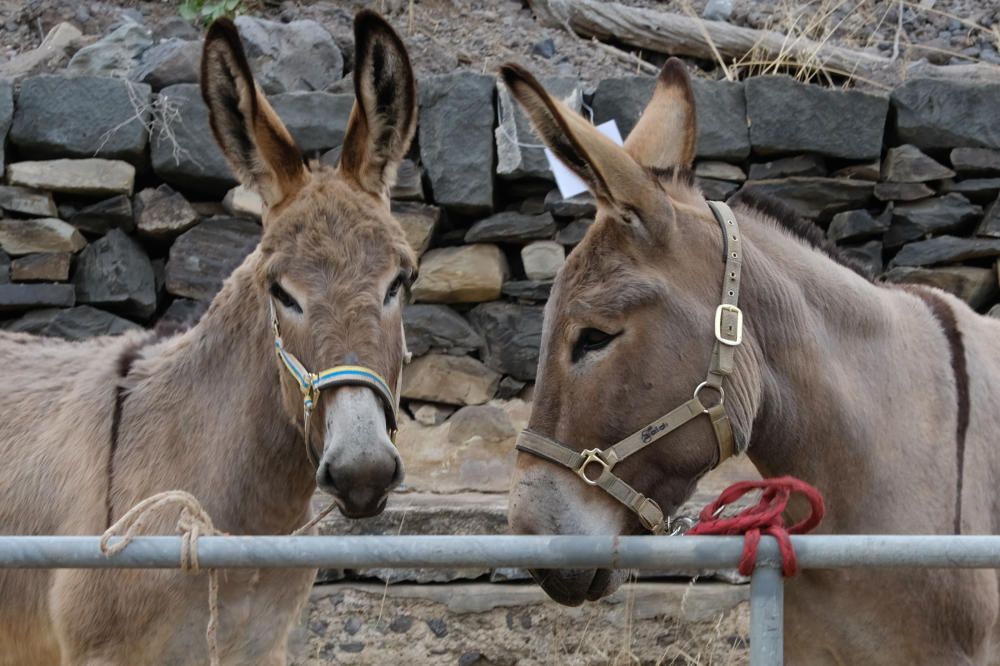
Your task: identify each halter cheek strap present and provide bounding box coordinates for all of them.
[270,302,399,469]
[514,200,744,535]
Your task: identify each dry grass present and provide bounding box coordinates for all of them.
[725,0,1000,89]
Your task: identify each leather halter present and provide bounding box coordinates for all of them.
[514,201,744,535]
[270,301,399,469]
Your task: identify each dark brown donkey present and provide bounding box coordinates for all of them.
[503,60,1000,665]
[0,11,418,664]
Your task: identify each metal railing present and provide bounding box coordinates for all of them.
[3,534,1000,665]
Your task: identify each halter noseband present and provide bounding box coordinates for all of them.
[514,200,744,535]
[270,302,399,469]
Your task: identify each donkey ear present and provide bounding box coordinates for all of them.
[499,63,645,206]
[201,18,308,209]
[623,58,697,170]
[338,11,417,198]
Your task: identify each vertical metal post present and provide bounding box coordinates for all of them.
[749,564,784,665]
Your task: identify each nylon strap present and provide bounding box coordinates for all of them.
[270,301,399,470]
[514,200,743,535]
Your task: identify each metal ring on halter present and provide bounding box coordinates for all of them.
[693,381,725,411]
[575,448,611,485]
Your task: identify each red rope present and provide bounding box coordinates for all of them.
[687,476,825,577]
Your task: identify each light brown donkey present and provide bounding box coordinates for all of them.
[0,11,419,665]
[503,60,1000,664]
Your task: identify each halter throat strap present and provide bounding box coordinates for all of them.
[270,302,399,469]
[514,200,744,535]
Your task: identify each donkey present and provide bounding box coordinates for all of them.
[0,11,418,664]
[502,59,1000,665]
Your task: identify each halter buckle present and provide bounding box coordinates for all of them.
[576,449,612,485]
[714,304,743,346]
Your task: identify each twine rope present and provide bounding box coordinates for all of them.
[100,490,337,665]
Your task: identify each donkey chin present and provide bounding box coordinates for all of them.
[529,567,628,607]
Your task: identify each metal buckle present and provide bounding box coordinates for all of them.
[635,497,664,533]
[714,304,743,346]
[576,449,611,486]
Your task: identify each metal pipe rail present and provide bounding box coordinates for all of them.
[2,534,1000,665]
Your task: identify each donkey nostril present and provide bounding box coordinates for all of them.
[316,462,338,493]
[389,455,404,487]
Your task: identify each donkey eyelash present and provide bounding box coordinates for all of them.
[571,328,621,363]
[270,282,302,313]
[383,271,410,305]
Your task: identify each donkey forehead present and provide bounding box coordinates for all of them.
[262,171,412,279]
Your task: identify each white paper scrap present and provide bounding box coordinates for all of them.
[544,119,624,199]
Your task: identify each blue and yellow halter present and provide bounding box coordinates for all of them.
[270,301,399,469]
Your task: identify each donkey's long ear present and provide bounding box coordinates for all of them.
[499,63,645,206]
[623,58,697,170]
[338,11,417,198]
[201,18,308,209]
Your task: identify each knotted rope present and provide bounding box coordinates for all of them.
[687,476,825,577]
[100,491,224,665]
[100,490,338,666]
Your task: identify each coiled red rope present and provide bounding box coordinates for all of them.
[687,476,825,577]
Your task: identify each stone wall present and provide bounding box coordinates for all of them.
[4,21,1000,413]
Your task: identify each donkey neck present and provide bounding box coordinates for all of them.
[119,250,315,534]
[733,215,956,528]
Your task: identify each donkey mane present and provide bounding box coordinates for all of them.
[648,166,876,282]
[728,188,877,282]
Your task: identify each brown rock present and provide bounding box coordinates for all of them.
[881,144,955,183]
[393,202,440,258]
[10,253,71,282]
[0,185,57,217]
[134,185,199,239]
[411,244,508,304]
[6,159,135,196]
[882,266,997,308]
[447,404,516,444]
[401,353,500,405]
[0,218,86,256]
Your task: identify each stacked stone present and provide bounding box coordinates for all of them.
[3,18,1000,433]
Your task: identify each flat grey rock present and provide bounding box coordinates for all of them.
[746,76,887,160]
[892,79,1000,150]
[403,304,483,357]
[464,211,556,243]
[881,144,955,183]
[67,195,133,235]
[740,178,873,220]
[891,235,1000,267]
[827,209,890,243]
[0,283,74,312]
[151,84,238,196]
[748,155,826,180]
[467,302,544,381]
[164,217,261,301]
[270,91,354,156]
[4,305,139,339]
[419,73,495,214]
[72,228,156,320]
[232,16,343,94]
[884,193,981,248]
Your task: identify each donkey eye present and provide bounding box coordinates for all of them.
[572,328,619,362]
[384,272,407,305]
[270,283,302,313]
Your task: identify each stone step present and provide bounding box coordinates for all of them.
[289,580,749,665]
[312,456,759,585]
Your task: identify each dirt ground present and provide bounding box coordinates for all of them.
[0,0,997,86]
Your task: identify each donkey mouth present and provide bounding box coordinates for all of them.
[336,496,388,519]
[529,568,616,606]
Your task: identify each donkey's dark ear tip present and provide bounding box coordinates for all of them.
[499,62,533,87]
[354,9,393,37]
[658,58,692,86]
[205,16,239,42]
